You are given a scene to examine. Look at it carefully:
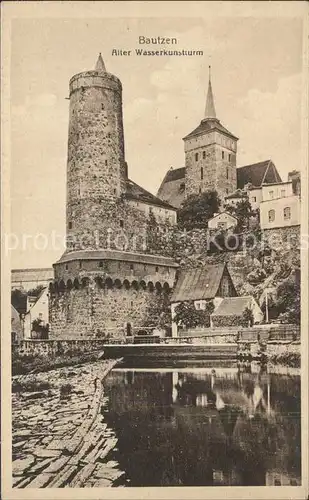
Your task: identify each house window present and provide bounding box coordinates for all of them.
[281,189,286,197]
[228,153,231,162]
[283,207,291,220]
[226,188,229,194]
[68,221,72,229]
[222,151,224,159]
[201,167,204,180]
[155,266,159,272]
[268,209,275,222]
[203,151,206,159]
[195,302,200,310]
[79,261,82,269]
[130,264,134,271]
[120,220,124,228]
[99,261,103,268]
[195,153,198,161]
[65,264,68,270]
[226,167,229,179]
[105,160,108,166]
[218,222,227,230]
[269,190,274,199]
[252,196,257,202]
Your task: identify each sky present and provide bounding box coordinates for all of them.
[10,15,304,268]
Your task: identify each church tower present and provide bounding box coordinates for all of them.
[183,67,238,201]
[66,54,128,249]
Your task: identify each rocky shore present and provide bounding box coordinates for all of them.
[12,358,125,488]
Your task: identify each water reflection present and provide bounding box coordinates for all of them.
[102,362,301,487]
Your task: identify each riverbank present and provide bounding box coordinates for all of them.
[12,358,124,488]
[12,349,105,376]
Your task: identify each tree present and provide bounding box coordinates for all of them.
[177,190,221,230]
[241,307,254,327]
[173,300,214,329]
[28,285,45,297]
[275,278,300,325]
[225,198,254,232]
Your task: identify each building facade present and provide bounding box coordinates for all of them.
[49,55,178,339]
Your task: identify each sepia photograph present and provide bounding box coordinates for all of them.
[1,1,308,499]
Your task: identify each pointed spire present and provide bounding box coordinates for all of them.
[95,53,106,73]
[204,65,216,119]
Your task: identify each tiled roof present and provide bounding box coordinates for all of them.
[157,168,186,209]
[162,167,185,183]
[183,118,238,141]
[11,293,27,315]
[209,212,238,222]
[225,189,247,200]
[171,264,227,302]
[212,296,252,316]
[125,179,176,210]
[55,250,178,267]
[237,160,282,189]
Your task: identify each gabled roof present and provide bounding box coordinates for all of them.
[237,160,282,189]
[125,179,176,210]
[183,118,238,141]
[211,296,252,317]
[171,263,228,303]
[157,168,186,209]
[209,212,238,222]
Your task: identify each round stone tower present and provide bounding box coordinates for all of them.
[66,54,127,248]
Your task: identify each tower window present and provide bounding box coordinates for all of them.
[228,153,231,162]
[268,209,275,222]
[195,153,198,161]
[201,167,204,180]
[68,221,72,229]
[203,151,206,159]
[105,160,108,166]
[79,261,82,269]
[283,207,291,220]
[130,264,134,271]
[222,151,225,159]
[65,264,68,270]
[155,266,159,273]
[99,261,103,267]
[114,188,117,195]
[120,220,124,228]
[226,167,229,179]
[101,103,104,110]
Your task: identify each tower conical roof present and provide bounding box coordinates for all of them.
[95,53,106,72]
[204,66,216,119]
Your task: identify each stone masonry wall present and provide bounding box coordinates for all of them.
[49,284,169,339]
[67,71,126,247]
[184,131,237,201]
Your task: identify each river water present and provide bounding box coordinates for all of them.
[102,360,301,487]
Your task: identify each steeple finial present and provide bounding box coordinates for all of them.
[204,65,216,119]
[95,53,106,72]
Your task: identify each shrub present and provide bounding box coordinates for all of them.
[60,383,73,397]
